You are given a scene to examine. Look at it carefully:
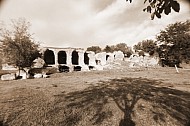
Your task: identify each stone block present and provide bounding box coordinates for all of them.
[1,73,16,81]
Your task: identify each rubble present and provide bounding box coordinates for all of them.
[0,46,160,81]
[2,64,18,70]
[1,73,16,81]
[32,57,45,68]
[16,70,28,79]
[129,54,159,68]
[114,51,124,61]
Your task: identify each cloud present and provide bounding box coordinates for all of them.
[0,0,189,48]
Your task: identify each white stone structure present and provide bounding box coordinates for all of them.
[129,54,159,68]
[42,47,127,71]
[114,51,124,61]
[43,47,91,71]
[95,52,107,66]
[16,70,28,79]
[1,73,16,81]
[2,64,18,70]
[32,57,45,68]
[106,53,115,63]
[86,51,96,66]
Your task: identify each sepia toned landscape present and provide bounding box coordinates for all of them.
[0,64,190,126]
[0,0,190,126]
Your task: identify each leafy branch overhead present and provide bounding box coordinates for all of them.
[126,0,180,20]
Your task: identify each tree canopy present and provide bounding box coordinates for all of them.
[126,0,181,19]
[103,45,115,53]
[156,20,190,66]
[133,39,157,55]
[86,46,102,54]
[0,18,40,69]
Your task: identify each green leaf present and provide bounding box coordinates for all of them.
[155,11,161,18]
[147,6,151,13]
[144,0,148,4]
[158,7,164,13]
[164,4,171,15]
[150,1,155,8]
[126,0,132,3]
[151,12,155,20]
[170,0,180,12]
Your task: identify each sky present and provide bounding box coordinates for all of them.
[0,0,189,49]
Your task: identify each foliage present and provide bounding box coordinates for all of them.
[156,20,190,66]
[103,45,115,53]
[138,50,145,57]
[1,18,40,69]
[86,46,102,54]
[133,39,157,56]
[114,43,133,57]
[126,0,180,20]
[125,51,133,58]
[103,43,133,57]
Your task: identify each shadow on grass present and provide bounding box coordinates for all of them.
[0,120,8,126]
[54,77,190,126]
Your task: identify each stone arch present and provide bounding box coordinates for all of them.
[44,49,55,65]
[72,50,79,65]
[58,51,67,64]
[84,52,89,65]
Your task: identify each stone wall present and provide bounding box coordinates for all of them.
[42,47,126,71]
[129,54,159,68]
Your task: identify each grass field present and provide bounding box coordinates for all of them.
[0,67,190,126]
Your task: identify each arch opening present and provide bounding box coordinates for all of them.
[84,52,89,65]
[44,49,55,65]
[58,51,67,64]
[72,51,79,65]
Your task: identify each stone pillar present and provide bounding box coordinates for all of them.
[66,50,72,65]
[53,49,59,66]
[95,52,107,66]
[106,53,115,63]
[88,52,96,66]
[114,51,124,61]
[78,51,85,66]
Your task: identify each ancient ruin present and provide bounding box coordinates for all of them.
[1,46,161,80]
[42,47,95,72]
[42,47,125,72]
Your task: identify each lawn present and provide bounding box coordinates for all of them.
[0,67,189,126]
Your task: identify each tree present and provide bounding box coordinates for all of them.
[103,45,115,53]
[86,46,102,54]
[115,43,132,53]
[1,18,40,72]
[156,20,190,66]
[126,0,181,20]
[138,50,145,57]
[133,39,157,56]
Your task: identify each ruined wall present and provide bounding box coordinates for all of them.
[42,47,128,71]
[86,51,96,66]
[129,54,159,67]
[95,52,107,66]
[106,53,115,63]
[114,51,124,61]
